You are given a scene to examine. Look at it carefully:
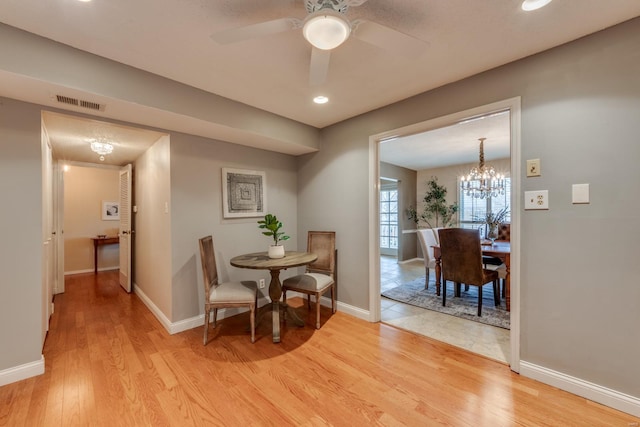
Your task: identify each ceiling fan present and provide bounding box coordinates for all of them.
[211,0,427,86]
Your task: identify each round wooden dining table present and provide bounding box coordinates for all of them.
[230,251,317,343]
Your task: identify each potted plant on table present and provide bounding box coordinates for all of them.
[480,207,509,243]
[258,213,290,259]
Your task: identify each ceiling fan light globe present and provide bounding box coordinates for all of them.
[303,13,350,50]
[521,0,552,11]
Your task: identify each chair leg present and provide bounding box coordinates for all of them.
[250,303,256,343]
[315,293,321,329]
[425,267,429,289]
[212,308,218,328]
[477,286,483,316]
[307,294,311,310]
[331,284,336,314]
[493,280,500,306]
[442,280,447,306]
[501,279,506,298]
[203,308,210,345]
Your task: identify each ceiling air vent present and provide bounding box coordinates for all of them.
[55,94,105,112]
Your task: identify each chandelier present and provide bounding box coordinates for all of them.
[89,139,114,161]
[460,137,505,199]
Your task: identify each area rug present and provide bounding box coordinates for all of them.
[382,277,510,329]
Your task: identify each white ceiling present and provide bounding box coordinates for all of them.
[1,0,639,168]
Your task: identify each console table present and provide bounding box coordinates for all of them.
[91,236,119,274]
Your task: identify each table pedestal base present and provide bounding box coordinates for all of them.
[255,301,305,343]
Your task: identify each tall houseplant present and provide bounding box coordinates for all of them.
[258,214,290,258]
[407,176,458,229]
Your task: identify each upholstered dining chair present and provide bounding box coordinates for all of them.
[282,231,337,329]
[416,229,438,289]
[198,235,258,344]
[437,228,500,317]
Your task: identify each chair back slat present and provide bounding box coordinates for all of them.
[437,228,485,286]
[306,231,336,276]
[198,236,219,299]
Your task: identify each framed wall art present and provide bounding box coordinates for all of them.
[222,168,266,218]
[102,201,120,220]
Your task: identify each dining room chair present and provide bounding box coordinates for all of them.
[437,228,500,316]
[416,229,438,289]
[198,235,258,344]
[282,231,337,329]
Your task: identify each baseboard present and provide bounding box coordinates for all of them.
[288,291,370,322]
[520,361,640,418]
[64,267,119,275]
[398,257,422,264]
[134,285,269,335]
[0,355,45,387]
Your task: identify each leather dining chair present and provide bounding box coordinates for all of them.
[198,235,258,344]
[282,231,337,329]
[416,229,438,289]
[437,228,500,316]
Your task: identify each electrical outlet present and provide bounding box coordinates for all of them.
[524,190,549,210]
[259,279,265,289]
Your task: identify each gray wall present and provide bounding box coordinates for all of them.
[299,19,640,398]
[380,161,417,261]
[0,97,43,371]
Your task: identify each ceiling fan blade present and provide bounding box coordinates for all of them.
[309,47,331,86]
[352,20,428,57]
[211,18,300,44]
[344,0,370,6]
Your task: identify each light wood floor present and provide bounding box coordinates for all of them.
[1,271,637,426]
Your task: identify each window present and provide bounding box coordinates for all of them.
[380,188,398,250]
[458,178,511,231]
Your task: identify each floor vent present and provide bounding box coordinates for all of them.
[55,94,105,111]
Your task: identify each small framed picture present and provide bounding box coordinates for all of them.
[102,201,120,220]
[222,168,266,218]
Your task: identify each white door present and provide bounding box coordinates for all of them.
[119,164,132,293]
[41,130,55,346]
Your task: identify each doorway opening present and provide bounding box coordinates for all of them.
[369,97,521,371]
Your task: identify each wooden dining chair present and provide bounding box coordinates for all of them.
[416,229,438,289]
[282,231,337,329]
[437,228,500,316]
[198,235,258,344]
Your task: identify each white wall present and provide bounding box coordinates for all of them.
[63,165,120,273]
[299,19,640,401]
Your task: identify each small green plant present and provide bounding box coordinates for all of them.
[407,176,459,228]
[257,214,290,246]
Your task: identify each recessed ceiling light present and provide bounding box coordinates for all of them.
[77,0,92,2]
[313,95,329,104]
[522,0,552,11]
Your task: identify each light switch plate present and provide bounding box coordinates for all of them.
[525,190,549,210]
[572,183,589,204]
[526,159,541,177]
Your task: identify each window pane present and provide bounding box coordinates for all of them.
[380,237,389,248]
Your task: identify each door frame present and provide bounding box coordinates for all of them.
[368,97,522,372]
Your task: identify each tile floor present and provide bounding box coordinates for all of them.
[380,255,510,364]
